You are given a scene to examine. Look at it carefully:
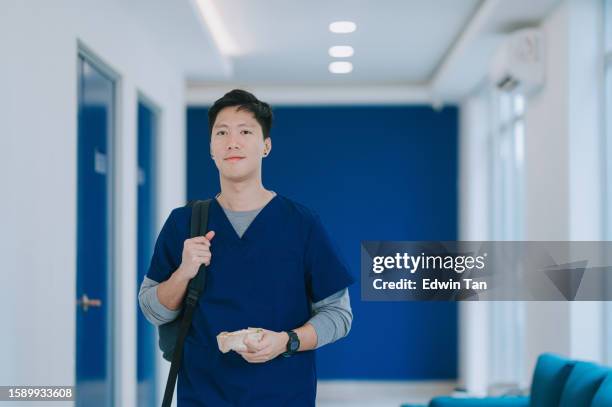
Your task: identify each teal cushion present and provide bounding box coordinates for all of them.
[591,372,612,407]
[558,361,608,407]
[429,396,529,407]
[529,353,575,407]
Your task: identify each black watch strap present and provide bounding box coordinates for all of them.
[282,330,300,357]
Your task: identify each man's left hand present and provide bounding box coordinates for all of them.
[236,329,289,363]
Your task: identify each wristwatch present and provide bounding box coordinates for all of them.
[282,330,300,357]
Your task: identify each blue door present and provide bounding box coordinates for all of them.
[76,54,115,406]
[137,100,158,407]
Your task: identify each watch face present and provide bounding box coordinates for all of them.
[290,341,299,352]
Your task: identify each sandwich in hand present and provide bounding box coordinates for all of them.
[216,327,264,353]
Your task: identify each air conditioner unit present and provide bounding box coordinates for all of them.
[489,28,544,94]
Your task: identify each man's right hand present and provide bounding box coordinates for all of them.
[177,231,216,281]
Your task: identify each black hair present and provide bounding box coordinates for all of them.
[208,89,273,140]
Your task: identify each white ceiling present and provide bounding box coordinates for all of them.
[201,0,481,85]
[175,0,561,104]
[123,0,231,79]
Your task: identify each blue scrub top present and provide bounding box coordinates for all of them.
[147,193,355,406]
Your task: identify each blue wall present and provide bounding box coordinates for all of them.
[187,105,458,380]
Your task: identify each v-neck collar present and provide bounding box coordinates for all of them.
[213,193,279,242]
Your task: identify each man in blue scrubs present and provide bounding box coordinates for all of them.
[139,89,355,406]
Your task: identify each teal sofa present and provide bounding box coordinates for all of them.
[402,353,612,407]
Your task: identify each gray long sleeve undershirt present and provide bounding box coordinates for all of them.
[138,202,353,349]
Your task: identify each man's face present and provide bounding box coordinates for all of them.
[210,106,271,182]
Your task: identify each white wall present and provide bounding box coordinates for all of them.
[459,0,605,393]
[0,1,188,405]
[521,2,573,385]
[458,85,491,396]
[523,0,604,383]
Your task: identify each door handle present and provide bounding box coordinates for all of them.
[77,293,102,312]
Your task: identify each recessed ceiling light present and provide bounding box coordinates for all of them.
[329,21,356,34]
[329,46,354,58]
[329,61,353,74]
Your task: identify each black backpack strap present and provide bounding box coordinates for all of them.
[162,199,212,407]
